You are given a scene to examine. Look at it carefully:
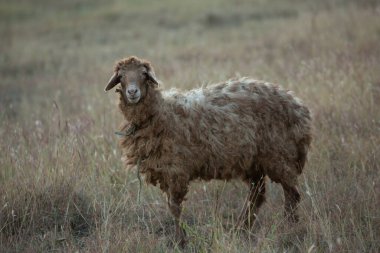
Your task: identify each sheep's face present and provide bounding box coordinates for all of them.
[105,56,159,104]
[119,68,146,104]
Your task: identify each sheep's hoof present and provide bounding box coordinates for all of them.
[284,205,299,223]
[286,212,299,223]
[177,237,187,249]
[236,211,257,230]
[168,234,187,249]
[174,227,187,249]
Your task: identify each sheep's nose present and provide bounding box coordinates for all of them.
[127,88,138,96]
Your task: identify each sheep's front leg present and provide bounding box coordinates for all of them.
[283,184,300,222]
[237,175,266,228]
[167,188,188,247]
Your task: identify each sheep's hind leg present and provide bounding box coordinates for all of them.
[282,184,300,222]
[167,189,187,248]
[237,175,266,228]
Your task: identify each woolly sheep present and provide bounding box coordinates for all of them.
[105,56,312,246]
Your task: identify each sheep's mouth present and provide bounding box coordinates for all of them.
[127,95,141,104]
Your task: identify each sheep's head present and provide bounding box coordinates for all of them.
[105,56,159,104]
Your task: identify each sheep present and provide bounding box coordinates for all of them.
[104,56,312,246]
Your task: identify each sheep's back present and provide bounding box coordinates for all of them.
[162,78,311,180]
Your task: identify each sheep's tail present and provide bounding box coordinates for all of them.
[296,134,312,174]
[293,104,312,174]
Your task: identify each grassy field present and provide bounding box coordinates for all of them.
[1,0,379,252]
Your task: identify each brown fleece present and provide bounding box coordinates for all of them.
[108,56,312,244]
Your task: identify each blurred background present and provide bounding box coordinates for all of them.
[1,0,379,252]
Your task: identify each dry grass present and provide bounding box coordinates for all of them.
[1,0,379,252]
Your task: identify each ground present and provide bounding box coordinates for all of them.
[0,0,379,252]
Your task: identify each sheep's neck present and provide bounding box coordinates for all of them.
[119,88,163,130]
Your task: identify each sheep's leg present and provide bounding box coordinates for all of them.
[237,176,266,228]
[167,189,187,247]
[282,184,300,222]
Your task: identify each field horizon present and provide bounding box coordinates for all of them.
[1,0,379,252]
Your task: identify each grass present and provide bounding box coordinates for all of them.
[1,0,379,252]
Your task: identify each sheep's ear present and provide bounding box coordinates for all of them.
[143,63,160,88]
[145,70,160,88]
[104,72,120,91]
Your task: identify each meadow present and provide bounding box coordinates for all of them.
[0,0,379,252]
